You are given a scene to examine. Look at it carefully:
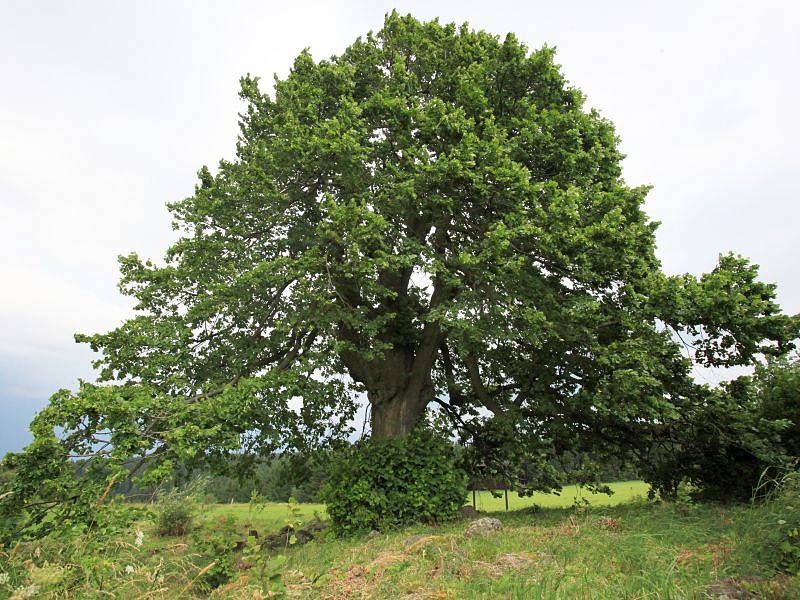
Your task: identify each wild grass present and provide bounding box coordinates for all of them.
[2,480,798,599]
[276,500,775,599]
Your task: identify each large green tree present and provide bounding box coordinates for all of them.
[2,13,797,536]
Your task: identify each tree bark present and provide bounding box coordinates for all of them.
[336,272,450,439]
[369,388,429,439]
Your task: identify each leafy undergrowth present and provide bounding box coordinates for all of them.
[2,491,799,599]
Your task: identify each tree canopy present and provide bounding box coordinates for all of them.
[2,13,798,537]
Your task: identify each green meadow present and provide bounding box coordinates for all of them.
[201,480,650,531]
[467,480,650,511]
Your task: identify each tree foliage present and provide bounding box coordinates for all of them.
[643,354,800,502]
[1,13,798,539]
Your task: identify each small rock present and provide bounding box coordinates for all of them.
[464,517,503,537]
[458,505,481,519]
[305,518,329,533]
[366,530,381,540]
[294,529,315,545]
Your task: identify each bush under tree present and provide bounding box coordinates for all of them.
[321,428,467,534]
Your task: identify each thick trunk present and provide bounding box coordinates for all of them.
[336,273,450,439]
[369,388,429,439]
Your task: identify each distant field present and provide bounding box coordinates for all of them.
[469,480,650,511]
[203,500,327,530]
[199,480,649,530]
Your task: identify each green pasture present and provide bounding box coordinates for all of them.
[199,480,650,531]
[468,480,650,511]
[202,500,327,530]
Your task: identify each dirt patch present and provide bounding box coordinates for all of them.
[555,514,581,538]
[597,516,620,530]
[327,532,541,596]
[327,535,459,597]
[704,541,733,569]
[396,591,451,599]
[674,548,698,567]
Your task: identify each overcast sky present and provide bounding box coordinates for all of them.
[1,0,798,456]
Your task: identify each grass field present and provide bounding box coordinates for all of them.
[4,480,798,599]
[467,480,650,511]
[204,500,327,531]
[189,483,796,599]
[199,480,650,531]
[276,501,770,599]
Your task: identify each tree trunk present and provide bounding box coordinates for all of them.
[340,309,442,439]
[369,388,429,439]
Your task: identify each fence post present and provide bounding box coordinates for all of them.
[504,489,509,511]
[472,489,476,509]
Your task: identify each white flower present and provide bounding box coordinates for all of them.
[134,529,144,548]
[0,572,9,585]
[124,565,135,574]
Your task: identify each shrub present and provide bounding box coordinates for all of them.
[320,428,467,535]
[190,515,240,589]
[745,471,800,574]
[154,488,197,536]
[758,355,800,458]
[644,379,793,503]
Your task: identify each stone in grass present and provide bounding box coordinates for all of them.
[366,530,381,540]
[458,505,481,519]
[464,517,503,538]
